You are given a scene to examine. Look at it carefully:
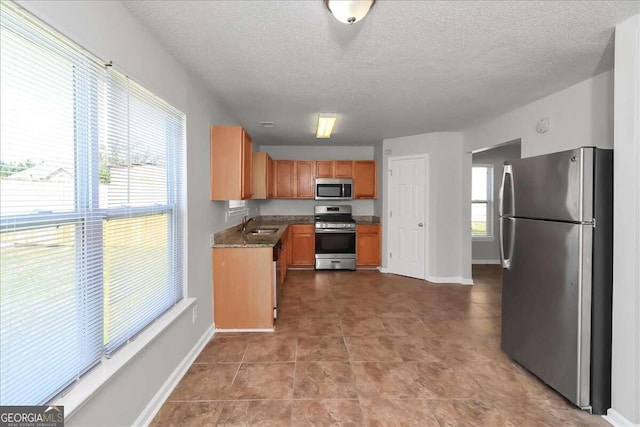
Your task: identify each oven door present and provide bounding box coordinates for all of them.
[315,229,356,270]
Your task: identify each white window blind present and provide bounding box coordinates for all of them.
[228,199,248,214]
[471,165,494,238]
[0,1,184,405]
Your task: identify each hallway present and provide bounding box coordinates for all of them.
[151,266,607,426]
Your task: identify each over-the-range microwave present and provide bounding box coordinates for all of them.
[315,178,353,201]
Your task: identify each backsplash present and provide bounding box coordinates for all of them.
[257,199,374,216]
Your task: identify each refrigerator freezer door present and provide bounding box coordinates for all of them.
[504,147,594,222]
[501,218,592,408]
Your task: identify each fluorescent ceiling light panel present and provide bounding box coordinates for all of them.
[316,115,336,139]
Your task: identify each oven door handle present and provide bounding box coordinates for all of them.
[315,229,356,234]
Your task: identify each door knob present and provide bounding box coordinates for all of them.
[418,223,423,227]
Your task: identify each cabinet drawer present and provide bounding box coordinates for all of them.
[290,224,314,234]
[357,224,380,234]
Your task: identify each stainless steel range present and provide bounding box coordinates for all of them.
[314,205,356,270]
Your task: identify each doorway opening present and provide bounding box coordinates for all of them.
[470,139,522,265]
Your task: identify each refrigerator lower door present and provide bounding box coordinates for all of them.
[501,217,593,408]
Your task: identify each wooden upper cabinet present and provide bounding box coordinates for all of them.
[356,224,381,267]
[315,160,353,178]
[267,156,275,198]
[295,161,315,198]
[210,126,253,200]
[315,161,333,178]
[242,131,252,198]
[334,161,353,178]
[353,160,377,199]
[289,224,315,266]
[275,160,295,198]
[252,152,274,199]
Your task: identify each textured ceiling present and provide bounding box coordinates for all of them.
[123,1,638,146]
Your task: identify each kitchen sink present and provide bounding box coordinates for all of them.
[247,227,279,235]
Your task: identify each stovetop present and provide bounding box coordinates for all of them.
[314,206,355,230]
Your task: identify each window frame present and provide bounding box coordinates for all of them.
[0,0,186,408]
[471,164,494,241]
[227,200,249,218]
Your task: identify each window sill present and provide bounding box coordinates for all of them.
[227,208,249,218]
[472,236,495,242]
[54,298,196,419]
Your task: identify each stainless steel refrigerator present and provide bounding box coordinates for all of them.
[499,147,613,414]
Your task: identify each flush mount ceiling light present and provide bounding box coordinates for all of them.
[316,114,337,139]
[325,0,375,25]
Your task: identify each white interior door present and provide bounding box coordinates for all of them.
[387,155,428,279]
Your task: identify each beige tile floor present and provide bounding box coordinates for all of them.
[151,266,609,426]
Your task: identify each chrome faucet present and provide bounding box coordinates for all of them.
[241,215,255,234]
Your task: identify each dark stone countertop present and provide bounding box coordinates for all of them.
[212,215,380,248]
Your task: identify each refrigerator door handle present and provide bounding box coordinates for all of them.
[500,217,516,270]
[499,164,515,217]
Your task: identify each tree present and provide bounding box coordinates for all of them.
[0,159,36,178]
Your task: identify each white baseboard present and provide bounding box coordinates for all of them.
[133,323,215,427]
[426,276,474,286]
[472,259,501,265]
[379,268,473,285]
[604,409,640,426]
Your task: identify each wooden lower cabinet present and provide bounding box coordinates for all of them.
[213,247,274,329]
[289,224,315,267]
[356,224,381,267]
[280,226,291,283]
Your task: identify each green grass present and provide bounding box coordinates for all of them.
[471,221,487,234]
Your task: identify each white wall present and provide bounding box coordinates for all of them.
[464,70,614,156]
[471,143,522,263]
[379,71,614,286]
[15,1,250,425]
[381,132,472,283]
[373,141,384,217]
[610,14,640,425]
[257,145,376,216]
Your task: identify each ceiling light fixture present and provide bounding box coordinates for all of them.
[325,0,375,25]
[316,114,337,139]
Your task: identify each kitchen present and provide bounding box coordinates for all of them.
[0,1,638,426]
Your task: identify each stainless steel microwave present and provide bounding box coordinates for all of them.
[315,178,353,200]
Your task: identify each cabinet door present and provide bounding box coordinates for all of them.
[252,152,267,199]
[353,160,377,199]
[356,224,381,266]
[213,247,273,329]
[241,130,253,199]
[275,160,295,198]
[296,161,315,198]
[267,155,275,198]
[316,161,333,178]
[290,225,315,266]
[334,161,353,178]
[211,126,250,201]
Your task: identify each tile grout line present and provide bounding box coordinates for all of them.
[290,334,299,423]
[341,318,367,423]
[229,342,248,388]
